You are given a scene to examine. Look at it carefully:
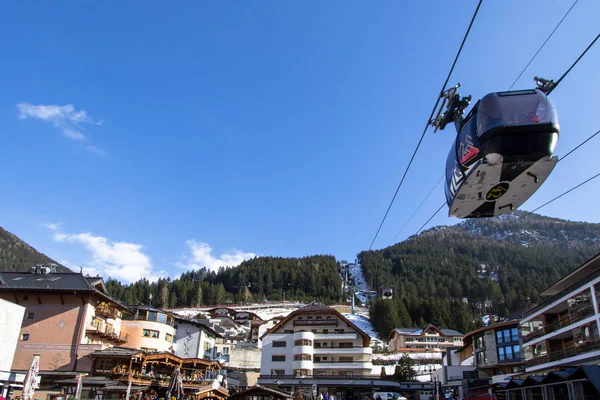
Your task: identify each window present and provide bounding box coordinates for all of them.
[165,333,173,343]
[511,328,519,341]
[26,312,35,319]
[223,347,230,354]
[147,311,157,322]
[294,354,312,361]
[311,329,317,333]
[95,359,113,373]
[294,369,312,377]
[335,329,345,334]
[272,355,286,362]
[167,316,174,326]
[498,347,505,361]
[316,371,327,377]
[513,344,520,357]
[496,330,503,344]
[503,329,511,343]
[273,341,287,347]
[142,329,159,338]
[21,333,30,341]
[158,313,167,324]
[505,346,513,360]
[271,370,285,376]
[339,371,353,377]
[476,351,488,365]
[204,341,211,351]
[295,339,312,346]
[339,357,353,362]
[339,342,353,348]
[23,295,29,300]
[141,347,157,353]
[475,335,484,349]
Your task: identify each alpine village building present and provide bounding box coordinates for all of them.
[257,302,373,394]
[0,268,228,400]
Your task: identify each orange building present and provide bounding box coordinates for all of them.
[0,268,131,374]
[121,306,177,353]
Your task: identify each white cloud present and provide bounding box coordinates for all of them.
[86,145,106,155]
[42,222,62,231]
[48,228,166,284]
[177,239,257,272]
[62,128,87,141]
[16,102,103,148]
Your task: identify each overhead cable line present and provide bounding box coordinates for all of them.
[508,0,579,91]
[518,171,600,221]
[545,32,600,95]
[390,173,444,244]
[415,202,446,235]
[559,129,600,162]
[368,0,483,251]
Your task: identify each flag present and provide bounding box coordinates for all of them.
[125,378,132,400]
[22,355,40,400]
[167,368,184,400]
[75,374,83,400]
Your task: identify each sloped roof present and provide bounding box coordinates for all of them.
[260,302,371,346]
[0,271,94,290]
[173,316,223,338]
[0,271,130,311]
[389,325,464,340]
[91,346,144,358]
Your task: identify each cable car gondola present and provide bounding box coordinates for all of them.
[431,78,559,218]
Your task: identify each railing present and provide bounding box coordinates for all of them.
[96,303,119,319]
[523,304,596,342]
[113,371,215,387]
[294,320,339,326]
[525,338,600,367]
[263,374,373,379]
[86,321,103,333]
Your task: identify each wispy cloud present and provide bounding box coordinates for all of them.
[177,239,257,273]
[17,103,105,153]
[45,225,166,284]
[42,222,62,231]
[86,145,106,156]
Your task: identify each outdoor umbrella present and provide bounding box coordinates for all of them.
[166,368,184,400]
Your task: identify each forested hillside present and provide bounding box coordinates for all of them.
[105,255,343,307]
[0,227,69,272]
[362,212,600,339]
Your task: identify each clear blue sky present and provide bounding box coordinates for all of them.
[1,1,599,283]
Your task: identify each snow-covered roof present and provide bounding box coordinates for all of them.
[390,325,464,338]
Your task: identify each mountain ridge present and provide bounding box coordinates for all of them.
[0,227,70,272]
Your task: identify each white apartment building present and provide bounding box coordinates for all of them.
[0,298,26,396]
[521,252,600,373]
[259,302,372,379]
[173,317,222,360]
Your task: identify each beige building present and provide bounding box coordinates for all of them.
[388,325,464,353]
[0,268,131,374]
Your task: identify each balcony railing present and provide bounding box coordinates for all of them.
[294,320,339,327]
[525,338,600,367]
[96,303,119,319]
[523,304,595,342]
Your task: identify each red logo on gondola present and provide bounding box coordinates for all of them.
[460,147,480,165]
